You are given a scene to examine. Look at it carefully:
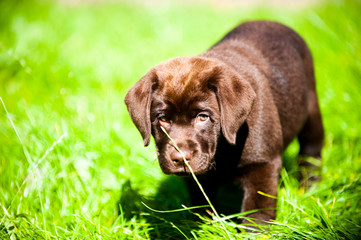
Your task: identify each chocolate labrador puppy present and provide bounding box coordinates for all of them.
[125,20,324,223]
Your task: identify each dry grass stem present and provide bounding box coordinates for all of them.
[160,126,232,239]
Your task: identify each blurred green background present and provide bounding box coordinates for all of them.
[0,0,360,238]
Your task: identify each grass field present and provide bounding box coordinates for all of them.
[1,0,361,238]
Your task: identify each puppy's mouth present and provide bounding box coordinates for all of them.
[160,155,214,176]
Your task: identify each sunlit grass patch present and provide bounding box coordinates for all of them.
[1,0,361,238]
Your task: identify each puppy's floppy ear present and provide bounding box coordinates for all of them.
[211,65,256,145]
[124,69,157,146]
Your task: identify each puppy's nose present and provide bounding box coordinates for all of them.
[171,149,191,164]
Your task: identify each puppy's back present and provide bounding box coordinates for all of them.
[208,20,316,148]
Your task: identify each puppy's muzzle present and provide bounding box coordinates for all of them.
[170,149,191,168]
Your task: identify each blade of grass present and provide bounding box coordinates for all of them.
[257,191,277,199]
[141,201,209,213]
[0,96,33,165]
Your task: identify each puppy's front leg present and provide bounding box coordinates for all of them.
[238,155,282,223]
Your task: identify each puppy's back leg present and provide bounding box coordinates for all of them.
[297,55,324,186]
[298,92,324,158]
[297,96,324,187]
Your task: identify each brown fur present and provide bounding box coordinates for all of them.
[125,20,324,222]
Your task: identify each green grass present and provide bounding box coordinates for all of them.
[1,0,361,238]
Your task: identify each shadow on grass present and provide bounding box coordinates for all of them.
[118,176,244,239]
[118,178,196,239]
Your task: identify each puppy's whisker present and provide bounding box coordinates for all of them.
[160,126,231,238]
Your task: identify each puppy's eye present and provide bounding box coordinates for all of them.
[159,116,169,123]
[197,113,209,122]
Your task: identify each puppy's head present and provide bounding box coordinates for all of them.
[125,57,255,175]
